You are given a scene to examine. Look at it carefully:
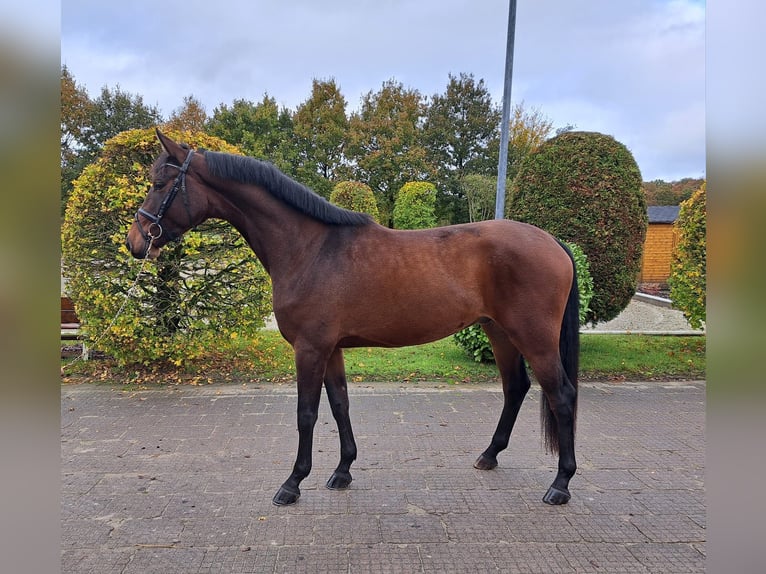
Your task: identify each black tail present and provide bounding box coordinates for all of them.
[541,242,580,454]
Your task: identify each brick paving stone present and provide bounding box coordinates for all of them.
[503,513,583,543]
[557,542,650,573]
[348,543,423,573]
[313,514,383,545]
[420,543,505,573]
[443,514,513,543]
[274,545,350,573]
[629,514,706,543]
[486,542,575,573]
[380,514,449,544]
[198,546,280,574]
[627,543,706,573]
[61,381,705,573]
[120,546,207,574]
[61,548,133,574]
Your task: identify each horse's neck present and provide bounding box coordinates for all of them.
[209,181,327,277]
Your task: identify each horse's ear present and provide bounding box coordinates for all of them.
[155,129,187,162]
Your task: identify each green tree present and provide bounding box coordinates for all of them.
[460,174,511,223]
[346,80,429,225]
[392,182,438,229]
[422,73,500,223]
[206,96,295,172]
[423,75,499,174]
[61,128,272,366]
[60,67,162,214]
[292,78,349,198]
[509,131,647,324]
[82,84,162,158]
[642,177,705,206]
[61,65,93,213]
[330,181,380,222]
[668,183,706,329]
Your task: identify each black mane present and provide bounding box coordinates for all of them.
[203,151,372,226]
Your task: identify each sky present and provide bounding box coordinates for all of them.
[59,0,706,182]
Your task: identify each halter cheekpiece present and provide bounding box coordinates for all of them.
[135,149,195,244]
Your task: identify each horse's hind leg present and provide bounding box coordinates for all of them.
[526,353,577,505]
[474,321,531,470]
[324,347,357,490]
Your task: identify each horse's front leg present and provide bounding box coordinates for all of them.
[272,344,328,506]
[324,347,357,490]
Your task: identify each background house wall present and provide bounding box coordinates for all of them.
[639,205,680,285]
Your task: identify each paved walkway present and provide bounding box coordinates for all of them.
[62,380,705,573]
[583,295,703,335]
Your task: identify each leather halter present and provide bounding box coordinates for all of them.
[134,149,195,244]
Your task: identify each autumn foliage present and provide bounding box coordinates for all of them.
[669,183,706,329]
[61,128,272,366]
[330,181,380,223]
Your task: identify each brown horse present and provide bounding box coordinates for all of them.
[126,130,580,506]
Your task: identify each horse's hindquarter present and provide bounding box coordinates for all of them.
[297,220,572,349]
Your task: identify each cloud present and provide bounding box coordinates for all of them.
[61,0,705,181]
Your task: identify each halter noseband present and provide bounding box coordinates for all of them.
[135,149,195,244]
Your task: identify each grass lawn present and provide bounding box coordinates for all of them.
[62,331,705,386]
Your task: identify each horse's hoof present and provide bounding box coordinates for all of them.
[473,453,498,470]
[326,472,352,490]
[542,486,571,505]
[272,485,300,506]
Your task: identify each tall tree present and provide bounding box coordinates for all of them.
[292,79,348,198]
[59,67,162,214]
[206,96,295,172]
[346,80,429,225]
[501,102,554,182]
[165,95,208,133]
[82,84,162,158]
[424,73,499,177]
[422,73,500,223]
[60,65,93,213]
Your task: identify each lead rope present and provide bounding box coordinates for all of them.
[62,230,159,372]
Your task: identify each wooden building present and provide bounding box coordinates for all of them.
[638,205,680,285]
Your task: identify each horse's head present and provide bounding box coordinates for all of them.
[126,130,208,260]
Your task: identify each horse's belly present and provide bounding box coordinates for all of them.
[339,309,479,349]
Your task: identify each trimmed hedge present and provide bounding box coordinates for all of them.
[330,181,380,223]
[669,182,706,329]
[508,131,647,324]
[61,128,272,366]
[393,181,438,229]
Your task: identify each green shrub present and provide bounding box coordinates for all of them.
[453,240,593,362]
[392,181,438,229]
[509,131,647,324]
[669,183,706,329]
[61,128,272,366]
[330,181,380,223]
[453,323,495,363]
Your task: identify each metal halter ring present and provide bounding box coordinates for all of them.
[147,222,163,240]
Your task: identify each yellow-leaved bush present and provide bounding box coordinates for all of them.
[669,182,706,329]
[62,128,272,366]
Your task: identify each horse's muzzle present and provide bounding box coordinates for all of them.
[126,224,161,260]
